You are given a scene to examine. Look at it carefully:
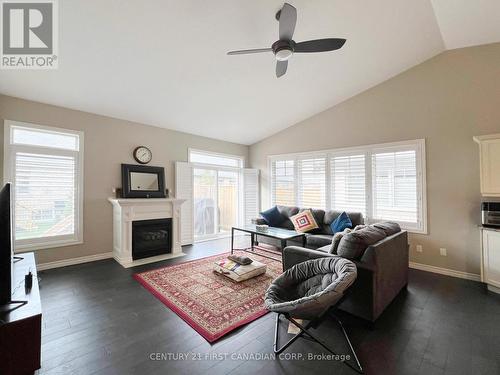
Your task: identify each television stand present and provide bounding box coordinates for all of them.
[0,253,41,375]
[0,300,28,314]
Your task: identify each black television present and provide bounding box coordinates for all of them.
[0,183,13,305]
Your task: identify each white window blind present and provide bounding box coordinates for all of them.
[242,169,260,226]
[268,139,426,233]
[15,153,76,240]
[175,162,194,245]
[331,154,366,214]
[298,157,326,208]
[271,160,295,206]
[372,150,418,224]
[5,121,84,250]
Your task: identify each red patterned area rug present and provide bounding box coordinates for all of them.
[133,249,282,342]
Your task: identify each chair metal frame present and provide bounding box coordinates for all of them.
[273,309,363,374]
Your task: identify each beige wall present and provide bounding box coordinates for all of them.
[250,42,500,276]
[0,95,248,265]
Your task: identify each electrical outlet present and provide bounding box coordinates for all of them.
[416,245,423,253]
[440,248,447,256]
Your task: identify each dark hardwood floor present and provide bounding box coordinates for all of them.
[37,237,500,375]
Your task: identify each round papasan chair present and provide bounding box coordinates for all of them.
[264,256,363,374]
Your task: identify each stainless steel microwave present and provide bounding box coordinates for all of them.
[482,202,500,227]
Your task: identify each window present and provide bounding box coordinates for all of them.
[188,149,245,240]
[4,121,84,250]
[269,139,426,233]
[298,157,326,208]
[189,149,243,168]
[372,146,421,230]
[331,153,366,215]
[271,160,295,207]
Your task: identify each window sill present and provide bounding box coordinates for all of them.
[15,238,83,252]
[405,228,428,235]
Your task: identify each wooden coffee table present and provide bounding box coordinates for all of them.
[231,225,306,262]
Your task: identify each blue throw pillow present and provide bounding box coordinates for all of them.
[260,206,284,227]
[330,212,353,233]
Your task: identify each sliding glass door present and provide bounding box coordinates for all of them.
[193,167,239,240]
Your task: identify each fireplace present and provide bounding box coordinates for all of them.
[132,218,172,260]
[109,197,185,268]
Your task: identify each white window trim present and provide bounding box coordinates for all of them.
[3,120,84,251]
[187,148,246,241]
[188,148,245,170]
[268,139,427,234]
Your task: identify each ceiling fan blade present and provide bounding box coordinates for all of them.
[279,3,297,40]
[276,60,288,77]
[227,48,272,55]
[294,38,346,53]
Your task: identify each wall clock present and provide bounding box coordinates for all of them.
[133,146,152,164]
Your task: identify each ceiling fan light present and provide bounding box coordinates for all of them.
[275,48,293,61]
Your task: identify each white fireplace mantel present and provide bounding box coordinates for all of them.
[108,198,186,268]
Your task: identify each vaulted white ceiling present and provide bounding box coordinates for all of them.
[0,0,499,145]
[431,0,500,49]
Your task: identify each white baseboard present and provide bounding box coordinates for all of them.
[409,261,481,282]
[35,253,482,282]
[37,252,113,271]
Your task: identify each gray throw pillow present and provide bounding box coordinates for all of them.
[373,221,401,236]
[329,228,352,254]
[337,226,386,260]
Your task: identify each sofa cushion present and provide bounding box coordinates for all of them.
[277,205,299,219]
[260,206,285,227]
[279,219,296,230]
[277,206,300,229]
[316,245,331,253]
[329,228,352,254]
[330,211,353,233]
[290,210,319,233]
[306,234,333,249]
[373,222,401,236]
[353,224,367,231]
[337,225,386,260]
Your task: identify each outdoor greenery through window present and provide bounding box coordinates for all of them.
[4,121,84,250]
[269,139,426,233]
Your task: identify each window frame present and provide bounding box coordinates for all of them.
[268,139,427,234]
[188,148,244,169]
[3,120,84,251]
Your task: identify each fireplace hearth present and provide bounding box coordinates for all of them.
[132,218,172,260]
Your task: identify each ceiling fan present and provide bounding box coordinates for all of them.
[227,3,346,77]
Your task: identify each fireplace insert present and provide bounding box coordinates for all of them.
[132,218,172,260]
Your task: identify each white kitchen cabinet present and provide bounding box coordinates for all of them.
[481,228,500,294]
[474,134,500,196]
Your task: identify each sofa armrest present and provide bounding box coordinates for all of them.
[282,246,332,271]
[359,230,409,319]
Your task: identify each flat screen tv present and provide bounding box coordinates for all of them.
[0,183,13,305]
